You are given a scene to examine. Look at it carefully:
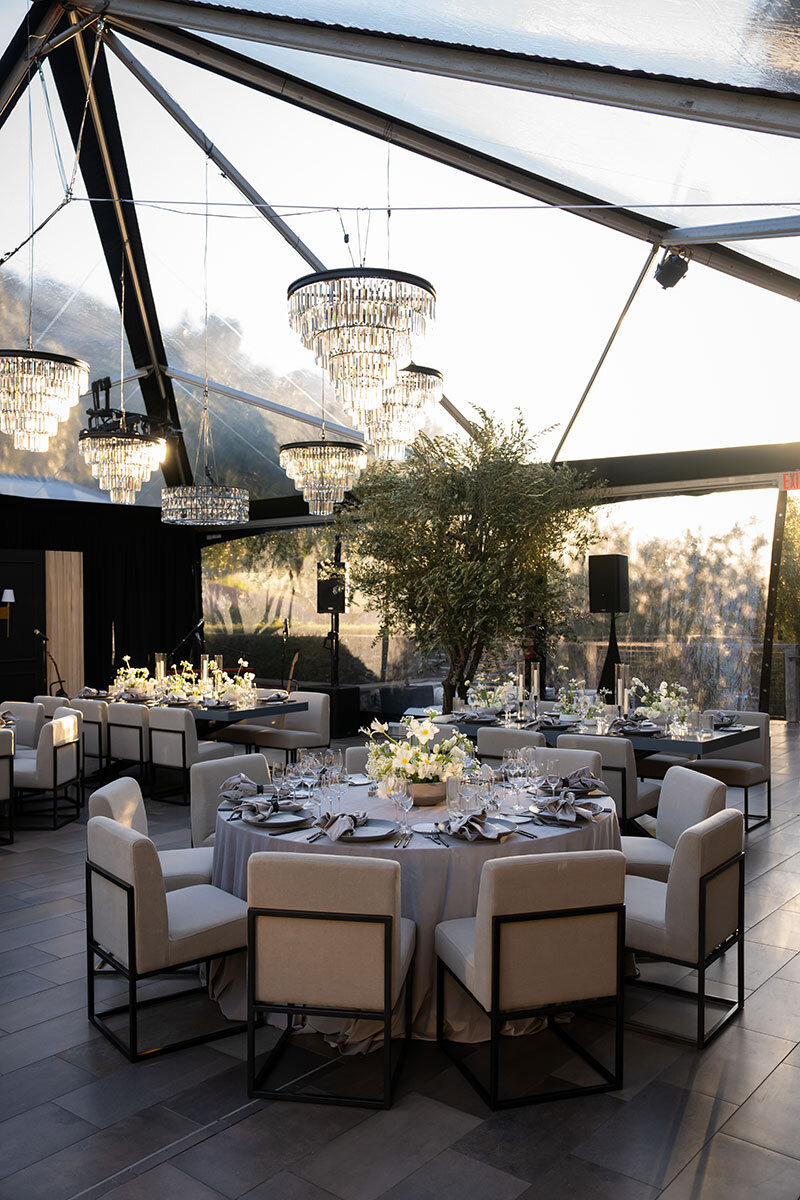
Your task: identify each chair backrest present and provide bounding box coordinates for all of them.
[149,707,199,769]
[665,809,744,962]
[656,766,726,848]
[279,691,330,740]
[532,747,603,777]
[34,695,63,719]
[190,753,271,847]
[86,815,168,974]
[345,745,369,776]
[702,710,770,768]
[477,728,546,759]
[35,714,80,789]
[0,728,12,802]
[0,700,44,748]
[473,850,625,1012]
[69,698,109,759]
[248,851,403,1011]
[107,703,150,764]
[89,777,148,835]
[558,733,635,817]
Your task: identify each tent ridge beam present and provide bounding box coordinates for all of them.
[76,0,800,138]
[106,16,800,304]
[664,214,800,246]
[103,28,325,271]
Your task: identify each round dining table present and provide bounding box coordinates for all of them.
[209,783,621,1046]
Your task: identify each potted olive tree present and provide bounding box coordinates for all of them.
[337,413,596,713]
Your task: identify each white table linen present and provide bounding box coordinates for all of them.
[210,784,620,1045]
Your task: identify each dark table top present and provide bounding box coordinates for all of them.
[436,718,760,757]
[103,699,309,724]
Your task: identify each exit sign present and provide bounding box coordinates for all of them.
[783,472,800,489]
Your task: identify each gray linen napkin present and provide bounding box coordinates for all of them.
[0,710,16,727]
[219,773,274,803]
[313,810,368,841]
[445,811,509,841]
[712,711,738,729]
[76,687,98,698]
[560,768,609,797]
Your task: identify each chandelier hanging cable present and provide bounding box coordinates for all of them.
[162,156,248,526]
[79,252,170,504]
[0,20,105,452]
[279,375,367,518]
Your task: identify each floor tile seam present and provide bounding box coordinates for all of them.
[710,1118,800,1164]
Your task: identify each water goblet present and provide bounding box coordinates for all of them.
[543,754,560,801]
[389,777,413,835]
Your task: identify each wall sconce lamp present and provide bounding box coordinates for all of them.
[0,590,14,637]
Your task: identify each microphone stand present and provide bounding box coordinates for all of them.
[168,619,205,665]
[35,633,68,697]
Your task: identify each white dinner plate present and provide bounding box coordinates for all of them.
[338,818,398,842]
[347,773,372,786]
[241,810,311,830]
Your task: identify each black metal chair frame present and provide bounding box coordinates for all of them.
[626,851,745,1048]
[437,901,626,1110]
[15,738,81,830]
[247,906,413,1109]
[0,746,12,845]
[742,778,771,833]
[85,859,246,1062]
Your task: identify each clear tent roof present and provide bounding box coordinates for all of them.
[1,0,800,506]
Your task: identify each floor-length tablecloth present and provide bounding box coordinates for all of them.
[210,785,620,1045]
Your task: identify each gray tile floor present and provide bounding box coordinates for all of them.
[1,729,800,1199]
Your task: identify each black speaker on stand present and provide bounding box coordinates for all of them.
[589,554,630,699]
[317,545,348,687]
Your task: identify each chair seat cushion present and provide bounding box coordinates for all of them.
[435,917,479,1005]
[214,724,262,745]
[14,748,36,759]
[627,780,661,821]
[158,847,214,892]
[196,741,234,763]
[166,884,248,965]
[244,728,327,750]
[621,835,674,882]
[624,875,668,955]
[685,758,767,787]
[638,754,687,780]
[13,758,40,786]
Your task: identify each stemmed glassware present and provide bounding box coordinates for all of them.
[543,754,560,801]
[389,777,413,836]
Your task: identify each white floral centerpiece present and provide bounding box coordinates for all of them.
[631,678,691,722]
[161,660,202,704]
[211,657,257,709]
[364,715,471,805]
[110,656,154,699]
[553,666,605,718]
[465,672,517,712]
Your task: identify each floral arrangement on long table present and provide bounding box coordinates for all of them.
[631,677,691,722]
[465,672,517,711]
[364,716,471,798]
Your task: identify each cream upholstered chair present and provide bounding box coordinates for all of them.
[435,850,626,1109]
[190,753,272,848]
[532,746,602,777]
[69,698,109,775]
[0,728,12,845]
[621,766,726,882]
[53,706,85,802]
[108,702,150,778]
[1,700,44,749]
[477,728,546,764]
[15,713,81,829]
[217,691,329,762]
[247,851,416,1108]
[345,745,369,776]
[34,694,65,719]
[685,711,771,832]
[86,815,247,1061]
[149,708,230,805]
[625,808,744,1047]
[89,778,213,890]
[558,734,661,833]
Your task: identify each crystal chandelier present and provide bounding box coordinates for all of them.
[279,437,367,516]
[287,268,435,407]
[161,162,249,527]
[79,384,170,505]
[348,363,443,461]
[0,350,89,452]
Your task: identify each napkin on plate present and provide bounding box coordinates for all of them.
[560,768,610,798]
[258,689,289,702]
[711,711,738,729]
[527,713,570,730]
[445,811,510,841]
[0,710,16,727]
[534,796,607,823]
[313,810,368,841]
[607,716,658,736]
[230,796,309,823]
[218,773,275,803]
[76,686,98,698]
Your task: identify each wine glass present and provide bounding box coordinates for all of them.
[389,777,413,835]
[543,754,560,801]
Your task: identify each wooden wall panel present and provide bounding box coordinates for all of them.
[45,551,84,696]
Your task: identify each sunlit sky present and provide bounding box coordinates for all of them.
[1,0,800,508]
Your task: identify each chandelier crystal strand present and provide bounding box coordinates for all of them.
[278,440,367,517]
[350,362,443,461]
[162,155,249,526]
[287,268,435,409]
